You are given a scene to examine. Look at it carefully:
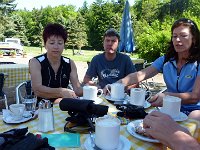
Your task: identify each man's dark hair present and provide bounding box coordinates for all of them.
[103,28,120,41]
[43,23,68,44]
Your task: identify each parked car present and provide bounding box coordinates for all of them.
[0,38,23,55]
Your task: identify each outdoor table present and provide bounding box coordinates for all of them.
[0,98,199,150]
[0,64,30,87]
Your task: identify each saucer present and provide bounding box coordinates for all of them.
[127,120,160,143]
[84,135,131,150]
[2,109,36,124]
[159,108,188,122]
[79,97,103,104]
[104,94,129,102]
[143,101,151,109]
[172,112,188,121]
[127,100,151,109]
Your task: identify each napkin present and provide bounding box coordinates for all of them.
[41,133,80,148]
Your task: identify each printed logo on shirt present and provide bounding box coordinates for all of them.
[101,69,120,79]
[185,75,192,78]
[63,74,67,78]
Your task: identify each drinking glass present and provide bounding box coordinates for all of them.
[0,97,8,115]
[22,95,37,113]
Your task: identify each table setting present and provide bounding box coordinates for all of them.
[103,83,152,108]
[2,96,38,124]
[79,85,104,104]
[0,84,199,150]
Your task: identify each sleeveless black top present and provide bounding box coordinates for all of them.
[35,53,71,102]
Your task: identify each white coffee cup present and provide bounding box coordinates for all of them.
[83,85,103,101]
[106,83,125,100]
[130,88,152,106]
[9,104,25,120]
[95,115,121,150]
[161,95,181,118]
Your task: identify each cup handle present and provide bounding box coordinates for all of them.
[146,91,152,101]
[106,84,111,95]
[97,89,103,97]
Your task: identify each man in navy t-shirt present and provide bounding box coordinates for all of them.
[83,28,136,90]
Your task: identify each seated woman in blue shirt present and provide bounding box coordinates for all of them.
[118,18,200,115]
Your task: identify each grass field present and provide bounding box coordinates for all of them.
[24,46,138,62]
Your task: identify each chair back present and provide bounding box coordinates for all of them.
[135,63,144,71]
[15,80,34,104]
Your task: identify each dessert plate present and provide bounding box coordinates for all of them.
[79,97,103,104]
[84,135,131,150]
[127,119,160,143]
[2,109,36,124]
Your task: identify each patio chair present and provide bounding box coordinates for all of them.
[15,80,33,104]
[15,80,73,104]
[135,61,156,89]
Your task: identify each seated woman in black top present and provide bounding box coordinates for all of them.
[29,23,83,103]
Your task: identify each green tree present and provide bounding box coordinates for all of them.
[75,13,88,53]
[0,0,16,15]
[86,2,121,50]
[11,14,28,45]
[67,19,79,55]
[0,0,16,40]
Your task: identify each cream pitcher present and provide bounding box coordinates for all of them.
[38,99,54,132]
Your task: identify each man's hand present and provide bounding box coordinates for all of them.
[148,93,165,107]
[143,111,192,149]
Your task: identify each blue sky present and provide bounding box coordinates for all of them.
[14,0,134,11]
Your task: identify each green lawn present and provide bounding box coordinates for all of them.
[24,46,138,62]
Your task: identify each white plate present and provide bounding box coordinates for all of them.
[2,109,35,124]
[126,99,151,109]
[104,94,129,102]
[172,112,188,122]
[127,120,160,143]
[159,108,188,122]
[84,135,131,150]
[79,97,103,104]
[143,101,151,109]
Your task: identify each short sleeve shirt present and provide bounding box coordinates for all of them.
[152,56,200,93]
[86,53,136,88]
[152,56,200,113]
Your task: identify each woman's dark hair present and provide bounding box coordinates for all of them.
[43,23,67,44]
[165,18,200,62]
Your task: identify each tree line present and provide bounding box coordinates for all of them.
[0,0,200,62]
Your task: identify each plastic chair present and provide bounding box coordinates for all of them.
[135,61,156,89]
[15,80,74,104]
[15,80,33,104]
